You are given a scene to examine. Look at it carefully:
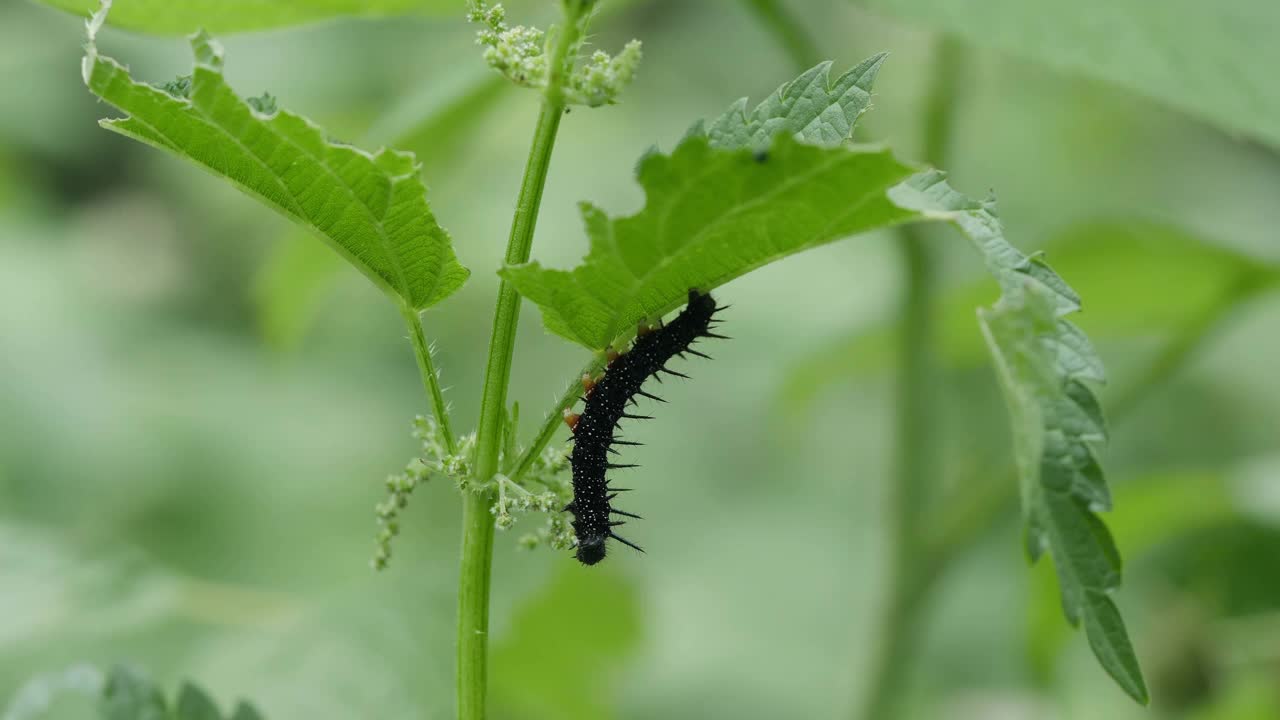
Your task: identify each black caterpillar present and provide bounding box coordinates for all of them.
[563,289,727,565]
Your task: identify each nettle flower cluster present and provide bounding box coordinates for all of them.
[491,443,575,552]
[372,415,575,570]
[468,1,642,107]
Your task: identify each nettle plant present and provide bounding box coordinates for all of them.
[74,0,1147,715]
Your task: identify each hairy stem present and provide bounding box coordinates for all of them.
[456,8,589,719]
[856,35,963,720]
[401,303,458,454]
[741,0,821,69]
[507,356,606,479]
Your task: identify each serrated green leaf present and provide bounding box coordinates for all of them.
[175,683,223,720]
[503,59,918,350]
[1028,471,1238,685]
[99,667,168,720]
[81,6,469,312]
[38,0,476,34]
[879,168,1147,701]
[695,54,885,149]
[852,0,1280,150]
[973,262,1148,702]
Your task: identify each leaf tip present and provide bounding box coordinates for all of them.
[858,51,890,80]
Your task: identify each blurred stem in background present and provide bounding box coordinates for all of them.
[456,3,591,718]
[741,0,822,73]
[742,4,962,716]
[741,4,949,716]
[856,35,963,720]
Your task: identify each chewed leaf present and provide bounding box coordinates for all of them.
[81,2,468,311]
[503,58,918,350]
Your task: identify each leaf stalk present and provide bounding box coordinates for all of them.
[401,302,458,455]
[507,357,606,480]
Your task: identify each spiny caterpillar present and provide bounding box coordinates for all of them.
[563,289,727,565]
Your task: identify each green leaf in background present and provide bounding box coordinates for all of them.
[251,230,348,351]
[969,238,1146,701]
[37,0,474,34]
[175,684,223,720]
[503,59,920,350]
[81,3,469,312]
[851,0,1280,150]
[228,703,265,720]
[98,667,266,720]
[100,667,167,720]
[491,565,641,720]
[1189,676,1280,720]
[779,219,1280,413]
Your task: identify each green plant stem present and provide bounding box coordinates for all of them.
[401,303,458,454]
[456,8,589,719]
[507,356,606,479]
[856,35,963,720]
[458,101,561,720]
[859,227,937,720]
[741,0,821,69]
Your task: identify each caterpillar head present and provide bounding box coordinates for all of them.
[575,533,607,565]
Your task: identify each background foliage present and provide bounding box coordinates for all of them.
[2,0,1279,718]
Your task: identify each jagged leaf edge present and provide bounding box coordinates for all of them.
[891,170,1148,703]
[81,2,469,311]
[503,56,919,350]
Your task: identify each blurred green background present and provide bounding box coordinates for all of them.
[2,0,1279,718]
